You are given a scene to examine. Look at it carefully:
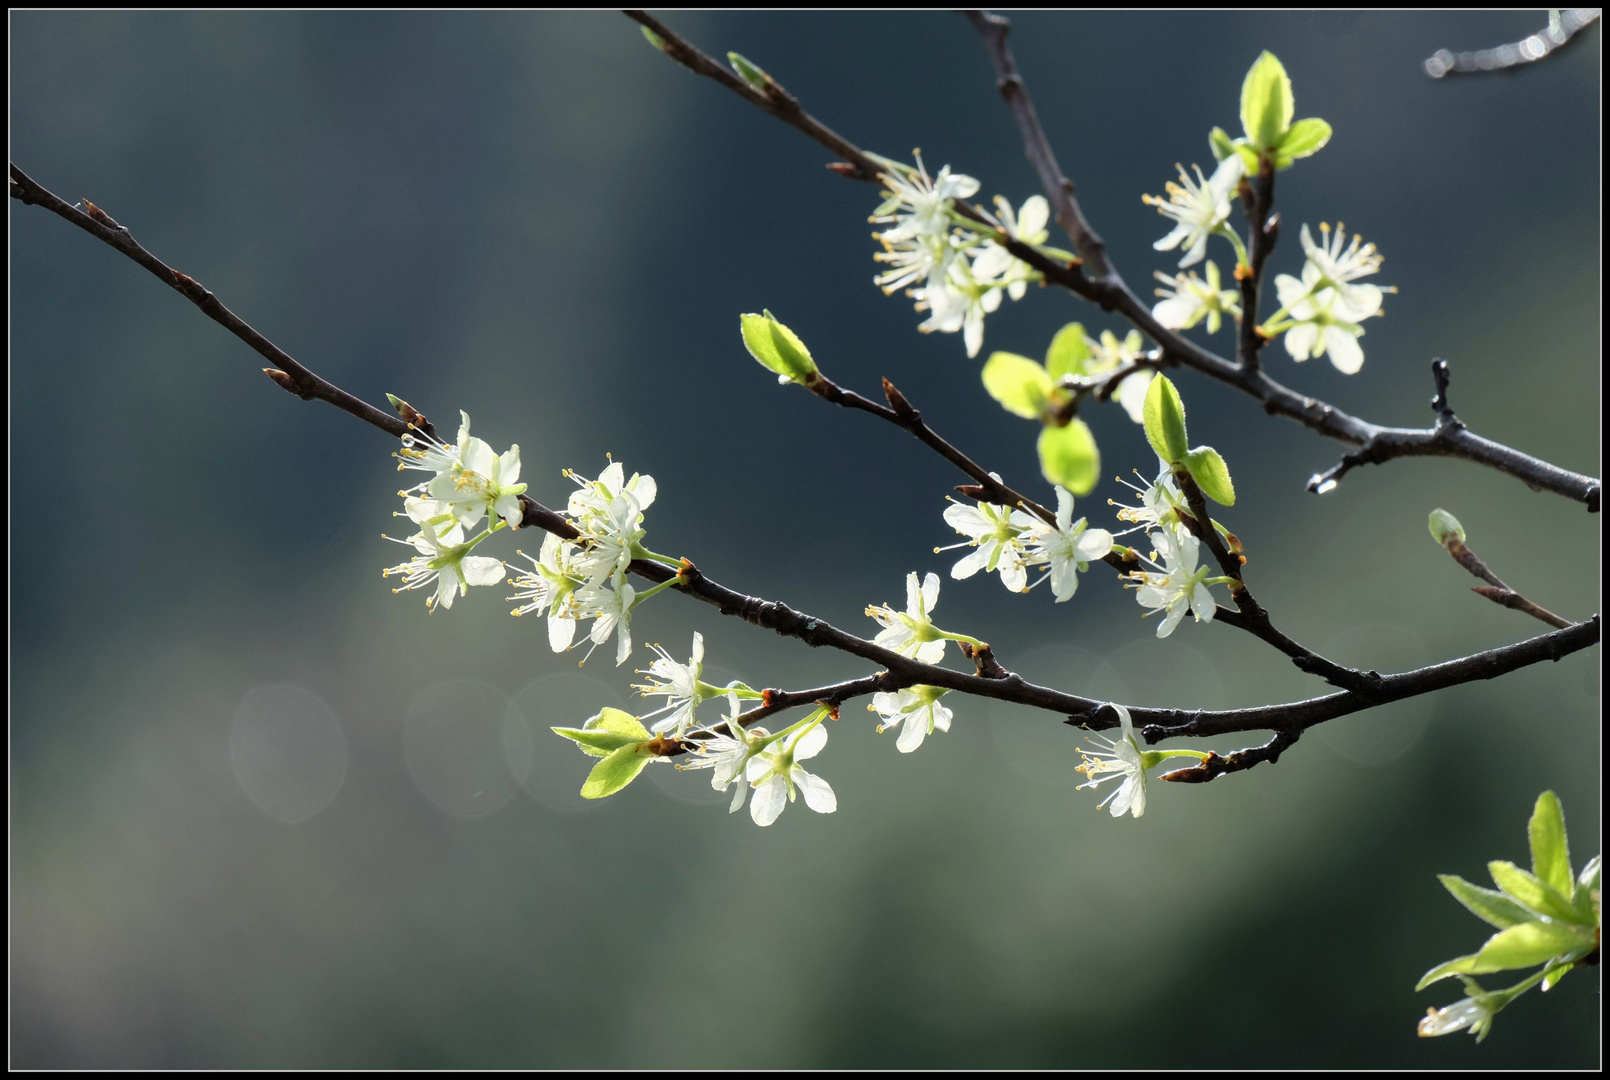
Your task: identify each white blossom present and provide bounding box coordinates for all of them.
[940,495,1038,592]
[1024,487,1114,602]
[744,721,836,827]
[634,632,708,736]
[507,533,586,653]
[1075,704,1148,818]
[382,524,505,612]
[1151,260,1241,333]
[678,692,767,814]
[870,685,953,753]
[1129,529,1216,638]
[866,572,948,664]
[1143,156,1244,268]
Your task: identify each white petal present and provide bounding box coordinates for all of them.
[794,768,837,813]
[1076,528,1114,561]
[548,613,577,653]
[904,572,922,615]
[460,556,506,587]
[1284,322,1318,361]
[915,638,948,665]
[1153,293,1199,330]
[896,715,927,753]
[791,723,828,761]
[951,546,990,580]
[919,573,941,613]
[749,777,787,826]
[1016,195,1049,236]
[1325,326,1364,374]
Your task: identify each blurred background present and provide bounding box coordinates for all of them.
[10,11,1599,1068]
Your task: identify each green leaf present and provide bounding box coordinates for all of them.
[1240,51,1294,151]
[1273,117,1331,167]
[1184,446,1235,505]
[1541,961,1575,992]
[1528,791,1573,897]
[1489,860,1583,924]
[1470,920,1595,973]
[1045,323,1092,380]
[1438,874,1536,930]
[580,743,654,799]
[640,25,668,52]
[982,351,1054,419]
[1416,953,1479,991]
[1038,420,1100,496]
[740,310,819,386]
[1573,855,1601,920]
[1208,126,1237,162]
[1142,374,1189,464]
[552,707,651,758]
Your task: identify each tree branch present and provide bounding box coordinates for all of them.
[617,13,1601,512]
[961,9,1113,282]
[11,161,1600,777]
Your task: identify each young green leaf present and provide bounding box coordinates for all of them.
[1437,874,1536,931]
[983,351,1054,419]
[1274,117,1332,167]
[580,743,655,799]
[1184,446,1235,505]
[552,707,652,758]
[1142,374,1189,464]
[1240,51,1294,151]
[740,310,819,386]
[1045,323,1092,380]
[1527,790,1573,898]
[1541,960,1575,992]
[1488,860,1583,924]
[1416,953,1480,991]
[1208,126,1237,162]
[1574,854,1601,919]
[1037,420,1100,495]
[1470,920,1595,974]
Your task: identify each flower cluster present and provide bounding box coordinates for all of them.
[939,488,1113,603]
[505,458,665,665]
[871,154,1048,358]
[383,411,523,612]
[680,695,836,827]
[1271,223,1394,374]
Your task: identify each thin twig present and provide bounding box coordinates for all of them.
[621,14,1601,511]
[1235,160,1279,375]
[810,374,1055,524]
[962,10,1113,282]
[1172,469,1376,692]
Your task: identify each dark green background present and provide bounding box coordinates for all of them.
[10,11,1600,1068]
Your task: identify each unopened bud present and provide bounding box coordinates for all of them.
[1428,508,1466,548]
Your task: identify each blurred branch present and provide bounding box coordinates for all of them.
[1423,9,1601,78]
[622,13,1601,512]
